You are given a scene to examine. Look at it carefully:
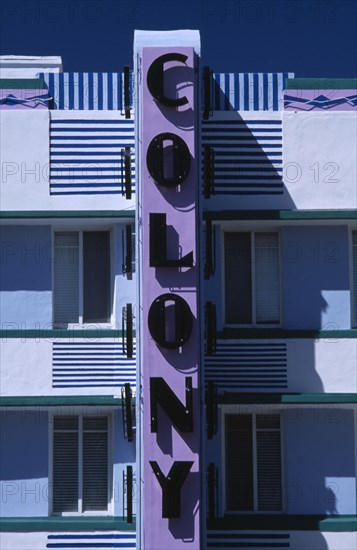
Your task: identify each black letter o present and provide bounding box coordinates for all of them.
[148,293,193,349]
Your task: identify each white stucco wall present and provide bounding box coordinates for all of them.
[2,337,354,397]
[290,531,357,550]
[283,111,357,209]
[0,55,63,78]
[287,338,357,393]
[0,339,52,396]
[0,531,136,550]
[0,337,136,397]
[0,110,136,212]
[3,530,355,550]
[0,110,51,210]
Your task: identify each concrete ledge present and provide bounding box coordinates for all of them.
[0,517,135,532]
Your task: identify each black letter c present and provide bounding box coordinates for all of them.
[147,53,189,107]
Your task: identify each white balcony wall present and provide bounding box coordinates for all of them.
[1,532,136,550]
[205,338,356,394]
[201,111,356,211]
[0,338,136,397]
[0,56,63,78]
[283,111,357,210]
[0,111,135,212]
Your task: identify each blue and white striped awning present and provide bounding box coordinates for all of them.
[37,71,292,112]
[50,113,135,195]
[205,341,288,390]
[206,531,290,549]
[202,114,283,195]
[52,340,136,389]
[37,72,132,111]
[212,72,294,111]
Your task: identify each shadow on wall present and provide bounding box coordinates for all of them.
[286,408,356,515]
[291,532,329,550]
[202,107,297,210]
[281,225,350,330]
[168,470,200,542]
[0,411,49,481]
[0,226,52,291]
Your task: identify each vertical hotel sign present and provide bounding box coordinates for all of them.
[137,37,200,550]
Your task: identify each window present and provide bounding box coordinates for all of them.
[352,231,357,327]
[225,232,280,325]
[52,414,110,514]
[225,413,282,512]
[53,231,111,326]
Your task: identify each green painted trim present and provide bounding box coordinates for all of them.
[1,328,353,340]
[1,210,135,219]
[207,515,357,532]
[203,209,357,221]
[286,78,357,90]
[0,329,131,339]
[0,396,124,407]
[2,210,355,221]
[219,328,357,339]
[0,78,47,90]
[0,516,136,532]
[218,393,357,405]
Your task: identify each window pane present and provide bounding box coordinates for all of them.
[53,431,78,513]
[256,414,280,430]
[255,233,280,323]
[83,416,108,431]
[83,232,110,323]
[225,233,252,324]
[257,414,282,511]
[225,415,253,511]
[54,416,78,431]
[54,233,79,325]
[83,431,108,511]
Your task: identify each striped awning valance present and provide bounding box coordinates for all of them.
[50,112,135,195]
[212,72,294,111]
[37,72,132,111]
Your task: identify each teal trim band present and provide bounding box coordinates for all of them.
[203,209,357,221]
[207,515,357,532]
[218,393,357,404]
[0,210,135,219]
[1,329,353,340]
[2,210,355,221]
[0,78,47,90]
[0,396,124,407]
[219,328,357,339]
[286,78,357,90]
[0,517,136,532]
[0,330,137,339]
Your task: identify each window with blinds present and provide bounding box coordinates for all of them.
[83,232,110,323]
[52,415,109,514]
[225,232,280,325]
[53,231,110,326]
[225,413,282,512]
[53,233,79,325]
[352,231,357,326]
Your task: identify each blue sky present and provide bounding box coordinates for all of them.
[1,0,356,77]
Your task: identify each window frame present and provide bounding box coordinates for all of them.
[222,228,282,327]
[222,405,285,515]
[48,409,114,517]
[350,228,357,328]
[52,227,114,328]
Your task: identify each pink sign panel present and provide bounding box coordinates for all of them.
[138,46,201,549]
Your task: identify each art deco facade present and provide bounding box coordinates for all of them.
[0,31,356,550]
